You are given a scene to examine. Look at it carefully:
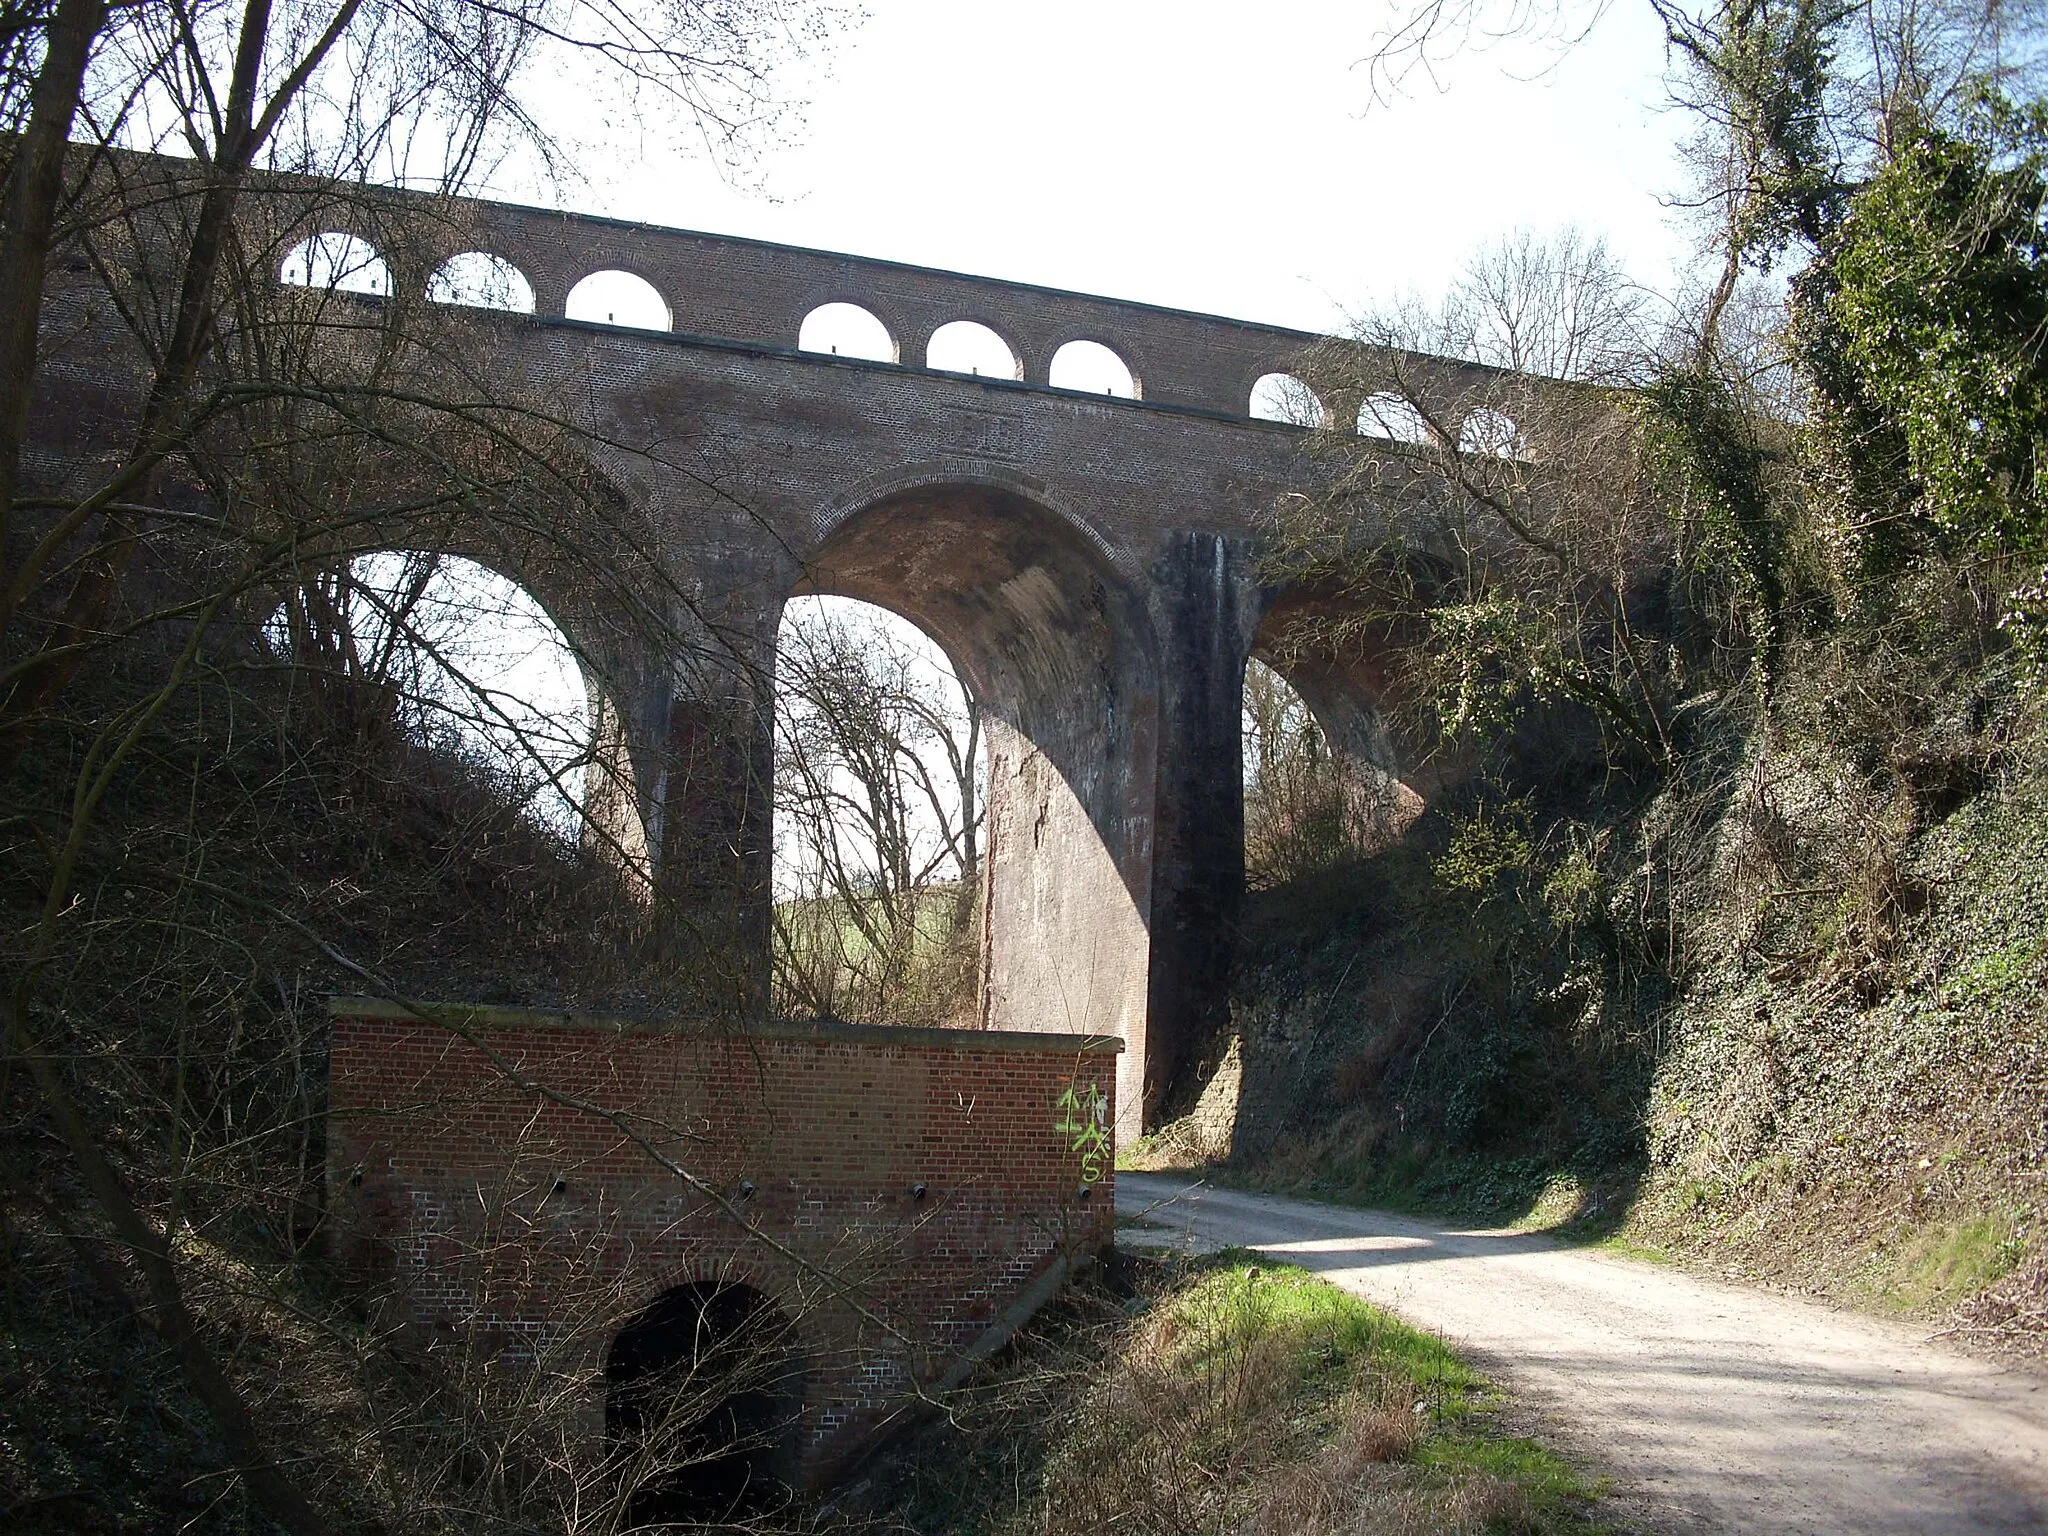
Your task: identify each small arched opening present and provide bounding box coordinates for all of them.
[605,1281,806,1528]
[1249,372,1326,427]
[427,251,535,312]
[1048,339,1138,398]
[566,270,671,331]
[1459,406,1522,458]
[797,302,896,361]
[773,595,986,1027]
[925,320,1021,379]
[279,232,390,296]
[1358,391,1431,444]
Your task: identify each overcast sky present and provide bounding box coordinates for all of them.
[527,0,1696,335]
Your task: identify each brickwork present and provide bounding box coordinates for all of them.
[25,152,1519,1132]
[325,998,1120,1481]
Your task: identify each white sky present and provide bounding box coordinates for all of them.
[524,0,1696,333]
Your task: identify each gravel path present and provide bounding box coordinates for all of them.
[1115,1171,2048,1535]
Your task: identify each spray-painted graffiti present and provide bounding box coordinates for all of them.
[1054,1080,1111,1183]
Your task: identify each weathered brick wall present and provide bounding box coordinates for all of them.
[325,998,1119,1480]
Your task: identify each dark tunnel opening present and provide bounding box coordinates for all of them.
[605,1281,805,1528]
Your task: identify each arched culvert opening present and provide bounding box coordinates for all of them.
[772,595,987,1027]
[262,552,596,838]
[605,1282,806,1530]
[791,482,1158,1132]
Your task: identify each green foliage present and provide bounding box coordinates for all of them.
[1433,800,1536,896]
[1641,366,1787,665]
[1539,837,1603,932]
[1943,933,2047,1007]
[1676,0,1854,259]
[1828,101,2048,576]
[1424,598,1548,740]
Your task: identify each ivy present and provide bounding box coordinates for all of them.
[1826,101,2048,566]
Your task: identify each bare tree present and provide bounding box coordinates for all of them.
[1242,657,1415,887]
[0,4,851,1530]
[772,601,985,1027]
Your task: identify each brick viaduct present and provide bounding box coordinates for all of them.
[26,156,1536,1505]
[100,179,1511,1138]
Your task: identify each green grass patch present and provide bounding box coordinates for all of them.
[865,1250,1608,1535]
[1164,1248,1486,1402]
[1877,1212,2031,1313]
[1585,1233,1674,1266]
[1419,1433,1596,1510]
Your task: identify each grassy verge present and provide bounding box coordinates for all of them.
[855,1250,1609,1535]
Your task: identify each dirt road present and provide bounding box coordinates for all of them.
[1115,1172,2048,1534]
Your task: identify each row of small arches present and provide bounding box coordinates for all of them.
[1249,372,1522,457]
[279,235,1142,397]
[278,233,1515,446]
[797,302,1139,396]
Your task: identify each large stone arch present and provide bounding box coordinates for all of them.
[383,522,682,886]
[788,477,1161,1133]
[241,529,663,863]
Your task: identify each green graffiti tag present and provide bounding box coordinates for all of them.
[1054,1080,1111,1183]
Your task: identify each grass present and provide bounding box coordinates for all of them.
[772,884,979,1027]
[1875,1212,2031,1313]
[860,1250,1609,1535]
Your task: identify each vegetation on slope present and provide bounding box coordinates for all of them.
[1136,0,2048,1362]
[1146,641,2047,1353]
[857,1251,1607,1536]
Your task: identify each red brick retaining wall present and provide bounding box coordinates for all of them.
[325,998,1120,1480]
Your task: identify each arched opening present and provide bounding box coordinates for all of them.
[1242,657,1419,888]
[797,302,896,362]
[925,320,1021,379]
[1249,372,1326,427]
[1459,406,1522,458]
[263,553,590,834]
[789,482,1158,1132]
[566,270,671,331]
[1048,339,1138,398]
[1358,390,1431,443]
[772,595,986,1027]
[427,251,535,312]
[279,232,390,296]
[605,1282,804,1529]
